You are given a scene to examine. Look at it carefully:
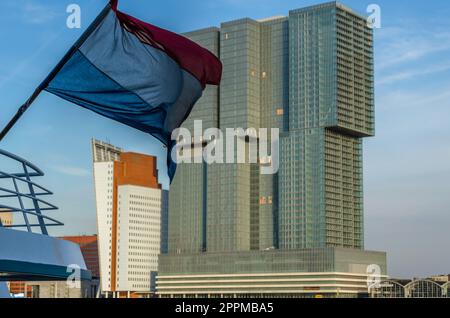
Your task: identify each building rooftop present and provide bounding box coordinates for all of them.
[256,15,286,23]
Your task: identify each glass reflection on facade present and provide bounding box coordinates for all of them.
[160,2,384,298]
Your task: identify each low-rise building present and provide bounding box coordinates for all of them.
[9,235,100,298]
[370,275,450,298]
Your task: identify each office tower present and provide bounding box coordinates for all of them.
[158,2,386,297]
[167,28,220,254]
[168,20,285,255]
[92,139,122,162]
[92,139,167,297]
[279,2,374,249]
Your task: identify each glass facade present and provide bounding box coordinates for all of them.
[279,3,373,250]
[157,248,387,297]
[159,247,386,275]
[168,28,220,254]
[161,2,382,297]
[169,18,290,253]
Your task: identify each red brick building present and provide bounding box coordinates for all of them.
[61,235,100,279]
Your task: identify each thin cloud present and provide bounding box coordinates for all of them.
[377,62,450,85]
[377,30,450,70]
[0,30,62,89]
[53,165,91,177]
[377,86,450,111]
[22,2,58,25]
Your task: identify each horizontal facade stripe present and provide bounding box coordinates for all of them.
[157,289,362,295]
[157,283,367,290]
[156,278,369,284]
[157,271,388,279]
[156,272,383,296]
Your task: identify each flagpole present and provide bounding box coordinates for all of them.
[0,2,112,142]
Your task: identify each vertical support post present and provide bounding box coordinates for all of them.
[13,177,31,232]
[22,163,47,235]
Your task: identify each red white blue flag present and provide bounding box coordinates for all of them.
[44,0,222,180]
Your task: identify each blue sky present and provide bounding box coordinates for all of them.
[0,0,449,278]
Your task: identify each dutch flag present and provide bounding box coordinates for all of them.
[44,0,222,180]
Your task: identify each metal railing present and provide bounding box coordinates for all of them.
[0,149,62,234]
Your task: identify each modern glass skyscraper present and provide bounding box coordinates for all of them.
[159,2,385,298]
[279,3,374,250]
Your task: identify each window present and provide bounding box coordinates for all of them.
[276,108,284,116]
[30,285,40,298]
